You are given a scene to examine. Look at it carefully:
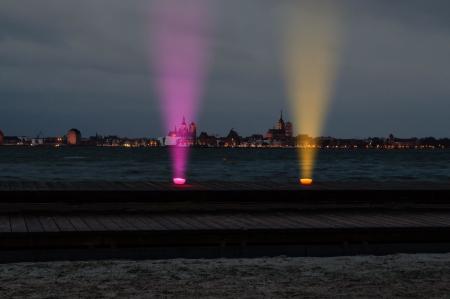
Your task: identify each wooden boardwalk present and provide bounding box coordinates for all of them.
[0,182,449,261]
[1,210,450,262]
[1,211,450,234]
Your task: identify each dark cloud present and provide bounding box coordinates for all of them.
[0,0,449,137]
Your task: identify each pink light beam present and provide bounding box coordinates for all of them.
[150,0,212,182]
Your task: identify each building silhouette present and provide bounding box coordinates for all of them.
[265,111,293,145]
[223,129,241,147]
[198,132,218,147]
[66,129,81,145]
[164,117,197,146]
[0,130,4,145]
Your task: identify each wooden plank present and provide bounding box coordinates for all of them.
[10,215,28,233]
[218,214,249,229]
[5,210,450,236]
[53,216,76,232]
[260,214,302,229]
[282,213,334,228]
[213,214,248,229]
[96,216,124,231]
[206,214,236,229]
[226,214,269,229]
[316,214,364,228]
[244,214,291,229]
[328,213,379,228]
[151,215,188,230]
[167,215,203,230]
[0,216,11,233]
[39,216,60,232]
[391,214,437,227]
[229,214,268,229]
[158,215,194,230]
[370,213,416,227]
[404,213,448,227]
[82,216,107,231]
[25,216,44,233]
[117,215,141,230]
[352,214,404,228]
[121,215,149,230]
[136,215,169,231]
[421,214,450,226]
[298,214,343,228]
[67,216,91,232]
[313,214,353,228]
[275,212,313,228]
[277,212,322,228]
[345,214,391,228]
[190,214,233,229]
[214,214,248,229]
[175,215,216,230]
[411,214,449,226]
[106,215,131,230]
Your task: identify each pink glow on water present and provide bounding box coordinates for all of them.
[171,146,188,180]
[150,0,212,180]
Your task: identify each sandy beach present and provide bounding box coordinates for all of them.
[1,254,450,298]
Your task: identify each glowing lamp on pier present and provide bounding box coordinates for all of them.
[173,177,186,185]
[300,178,313,186]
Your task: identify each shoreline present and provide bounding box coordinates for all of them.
[1,144,449,149]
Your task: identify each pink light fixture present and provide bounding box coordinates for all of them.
[173,177,187,185]
[150,0,212,183]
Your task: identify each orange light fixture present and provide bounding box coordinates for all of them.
[300,178,313,186]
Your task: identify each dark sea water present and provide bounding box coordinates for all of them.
[0,147,449,184]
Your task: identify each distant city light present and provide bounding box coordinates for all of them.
[173,177,186,185]
[300,178,313,186]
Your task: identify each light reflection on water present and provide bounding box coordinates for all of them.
[0,147,449,183]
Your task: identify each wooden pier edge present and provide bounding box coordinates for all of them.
[0,182,449,262]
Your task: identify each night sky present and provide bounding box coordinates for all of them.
[1,0,449,138]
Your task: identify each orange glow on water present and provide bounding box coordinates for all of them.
[298,147,316,181]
